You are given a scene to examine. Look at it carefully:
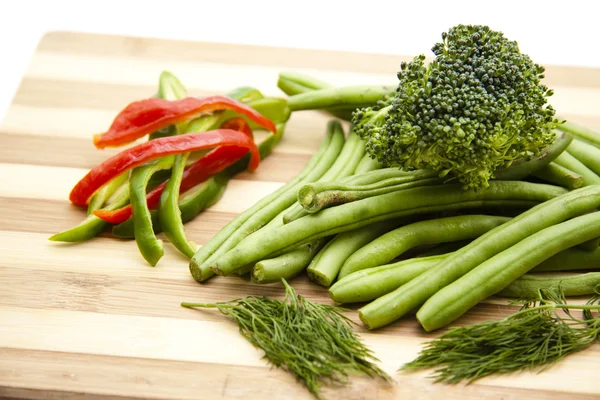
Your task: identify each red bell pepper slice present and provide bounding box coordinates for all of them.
[93,118,254,224]
[71,129,259,207]
[92,96,276,149]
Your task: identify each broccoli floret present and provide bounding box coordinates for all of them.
[353,24,559,190]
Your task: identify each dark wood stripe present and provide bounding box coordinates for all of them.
[11,78,268,111]
[0,347,314,400]
[0,132,312,182]
[37,31,410,75]
[36,31,600,89]
[1,346,597,400]
[0,197,235,243]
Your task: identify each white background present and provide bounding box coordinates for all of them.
[1,0,599,123]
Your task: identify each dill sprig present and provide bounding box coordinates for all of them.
[402,284,600,384]
[182,279,391,398]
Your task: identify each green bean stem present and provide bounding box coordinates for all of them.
[287,169,438,223]
[287,86,391,111]
[307,220,403,287]
[532,162,584,190]
[254,128,372,279]
[567,138,600,176]
[282,131,366,223]
[497,272,600,298]
[210,181,567,276]
[493,131,572,180]
[416,211,600,331]
[298,177,442,215]
[354,184,600,330]
[189,121,345,282]
[339,215,511,279]
[554,151,600,186]
[559,120,600,149]
[252,239,328,284]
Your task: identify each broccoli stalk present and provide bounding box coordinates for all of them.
[353,24,560,190]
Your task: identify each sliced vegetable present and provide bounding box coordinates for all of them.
[70,129,260,207]
[93,96,276,148]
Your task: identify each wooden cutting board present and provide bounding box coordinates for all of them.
[1,31,600,400]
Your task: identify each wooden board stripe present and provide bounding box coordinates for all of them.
[0,163,285,215]
[3,348,600,400]
[36,31,600,89]
[0,104,333,156]
[0,198,235,243]
[0,131,312,181]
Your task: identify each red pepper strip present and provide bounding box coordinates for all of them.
[93,118,255,224]
[93,96,276,149]
[71,129,259,207]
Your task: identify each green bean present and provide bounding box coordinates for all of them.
[277,73,359,121]
[332,252,600,305]
[566,138,600,176]
[493,131,572,180]
[130,157,174,266]
[354,154,381,174]
[278,72,334,92]
[252,239,328,284]
[339,215,511,279]
[342,168,435,186]
[297,177,442,215]
[254,128,371,279]
[286,169,438,223]
[210,181,567,276]
[578,237,600,252]
[331,254,449,304]
[415,240,471,258]
[287,86,391,111]
[354,184,600,330]
[532,162,584,190]
[558,120,600,149]
[189,121,345,282]
[532,245,600,272]
[282,130,366,223]
[554,151,600,186]
[497,272,600,298]
[307,220,403,287]
[416,211,600,331]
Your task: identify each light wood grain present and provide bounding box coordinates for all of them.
[1,31,600,400]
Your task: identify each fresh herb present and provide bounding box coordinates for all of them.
[181,279,390,398]
[401,284,600,383]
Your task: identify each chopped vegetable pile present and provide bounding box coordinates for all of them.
[51,24,600,397]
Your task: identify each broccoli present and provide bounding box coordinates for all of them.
[353,24,560,190]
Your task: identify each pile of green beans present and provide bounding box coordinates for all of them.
[178,72,600,335]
